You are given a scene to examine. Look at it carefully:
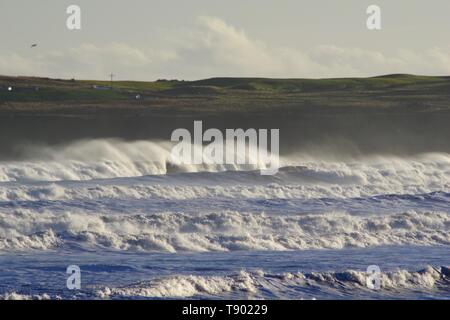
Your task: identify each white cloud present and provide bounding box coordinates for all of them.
[188,17,450,78]
[0,53,36,76]
[1,16,450,79]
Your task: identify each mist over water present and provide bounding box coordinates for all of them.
[2,111,450,160]
[0,137,449,181]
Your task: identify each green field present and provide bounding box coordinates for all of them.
[1,74,450,115]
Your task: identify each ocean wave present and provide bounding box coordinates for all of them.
[0,139,449,188]
[0,139,275,182]
[1,209,448,252]
[1,182,449,205]
[95,266,450,299]
[1,266,448,300]
[96,270,258,299]
[0,292,58,300]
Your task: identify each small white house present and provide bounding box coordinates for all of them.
[92,85,111,90]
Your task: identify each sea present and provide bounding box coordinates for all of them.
[0,139,448,299]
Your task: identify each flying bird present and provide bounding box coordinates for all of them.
[31,44,37,48]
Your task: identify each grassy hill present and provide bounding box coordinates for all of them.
[0,74,449,157]
[1,74,450,115]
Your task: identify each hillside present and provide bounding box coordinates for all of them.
[1,74,450,116]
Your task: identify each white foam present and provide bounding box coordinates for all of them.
[0,138,277,182]
[1,209,448,252]
[95,266,450,299]
[0,292,56,300]
[2,266,447,299]
[96,270,257,299]
[4,182,448,201]
[0,139,449,190]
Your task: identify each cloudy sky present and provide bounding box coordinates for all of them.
[1,0,450,80]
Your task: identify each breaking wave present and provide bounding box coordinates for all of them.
[1,209,448,252]
[96,266,450,299]
[2,266,447,300]
[1,181,449,204]
[0,292,57,300]
[0,139,449,188]
[0,139,277,182]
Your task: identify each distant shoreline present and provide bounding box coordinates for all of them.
[0,74,449,159]
[1,73,449,116]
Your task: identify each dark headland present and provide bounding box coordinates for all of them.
[1,74,449,159]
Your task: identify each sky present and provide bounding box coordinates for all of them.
[1,0,450,80]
